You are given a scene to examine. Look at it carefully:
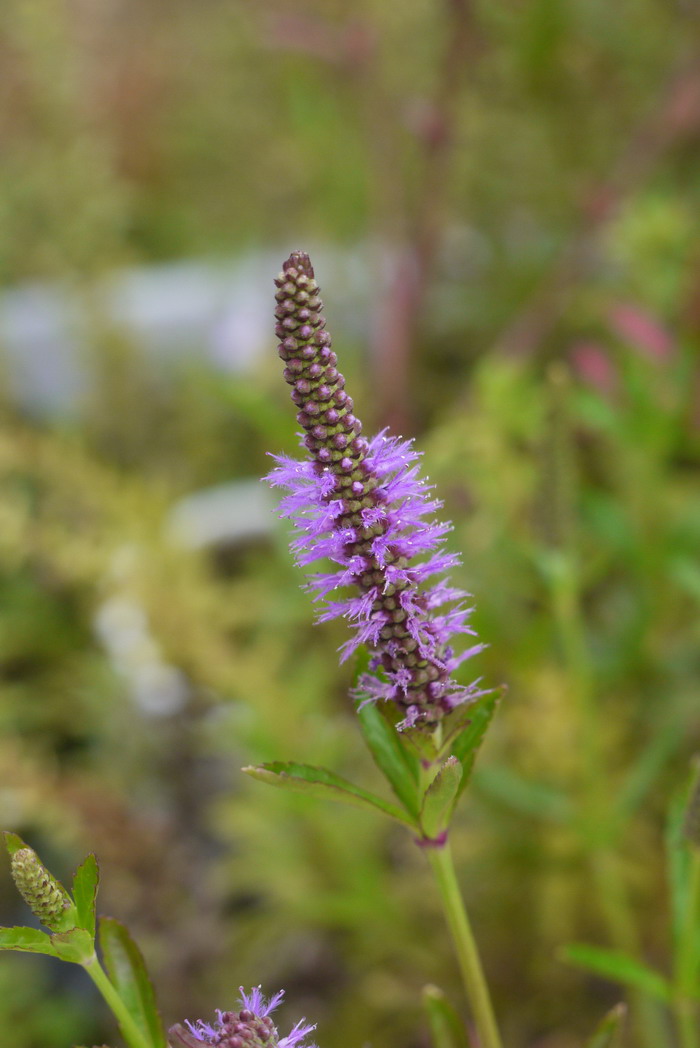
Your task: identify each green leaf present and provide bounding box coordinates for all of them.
[585,1003,626,1048]
[682,758,700,849]
[50,928,95,964]
[423,984,474,1048]
[99,917,167,1048]
[3,831,27,857]
[617,719,683,821]
[0,926,58,956]
[667,786,693,951]
[439,704,478,750]
[243,762,417,827]
[72,854,99,937]
[666,765,700,989]
[357,701,420,818]
[420,758,463,839]
[562,944,671,1002]
[474,764,572,823]
[451,689,501,796]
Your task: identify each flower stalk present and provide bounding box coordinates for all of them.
[266,251,503,1046]
[427,842,503,1048]
[84,956,155,1048]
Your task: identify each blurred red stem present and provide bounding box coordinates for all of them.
[371,0,476,434]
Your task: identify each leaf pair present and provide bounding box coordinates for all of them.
[1,834,99,964]
[244,690,501,841]
[2,833,166,1048]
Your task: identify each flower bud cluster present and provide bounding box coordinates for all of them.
[274,252,366,474]
[10,846,71,930]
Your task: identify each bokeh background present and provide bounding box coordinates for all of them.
[1,1,699,1046]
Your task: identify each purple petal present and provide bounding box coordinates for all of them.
[238,986,284,1018]
[279,1018,318,1048]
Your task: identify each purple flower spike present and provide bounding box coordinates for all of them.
[267,252,485,730]
[169,987,317,1048]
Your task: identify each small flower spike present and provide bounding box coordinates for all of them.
[169,987,317,1048]
[10,846,72,931]
[267,252,486,730]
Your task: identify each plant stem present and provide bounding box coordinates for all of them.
[427,842,503,1048]
[84,955,154,1048]
[674,848,700,1048]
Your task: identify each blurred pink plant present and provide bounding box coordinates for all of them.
[608,302,674,361]
[570,341,619,395]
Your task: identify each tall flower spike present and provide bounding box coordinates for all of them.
[169,987,317,1048]
[267,252,486,729]
[10,846,72,931]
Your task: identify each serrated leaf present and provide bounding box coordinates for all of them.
[420,758,463,839]
[73,854,99,937]
[51,928,95,963]
[451,690,501,796]
[0,926,58,956]
[423,984,474,1048]
[357,702,420,818]
[585,1003,626,1048]
[562,944,671,1001]
[99,917,167,1048]
[243,762,416,827]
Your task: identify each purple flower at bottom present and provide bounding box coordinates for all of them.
[267,252,486,730]
[169,987,317,1048]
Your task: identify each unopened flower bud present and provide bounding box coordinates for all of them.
[10,847,72,930]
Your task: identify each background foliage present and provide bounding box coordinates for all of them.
[0,1,699,1045]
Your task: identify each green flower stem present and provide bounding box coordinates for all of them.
[427,842,503,1048]
[674,848,700,1048]
[83,955,154,1048]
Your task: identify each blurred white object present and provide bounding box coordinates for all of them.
[94,594,190,718]
[167,479,275,549]
[0,245,373,417]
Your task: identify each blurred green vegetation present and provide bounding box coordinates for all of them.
[1,1,699,1046]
